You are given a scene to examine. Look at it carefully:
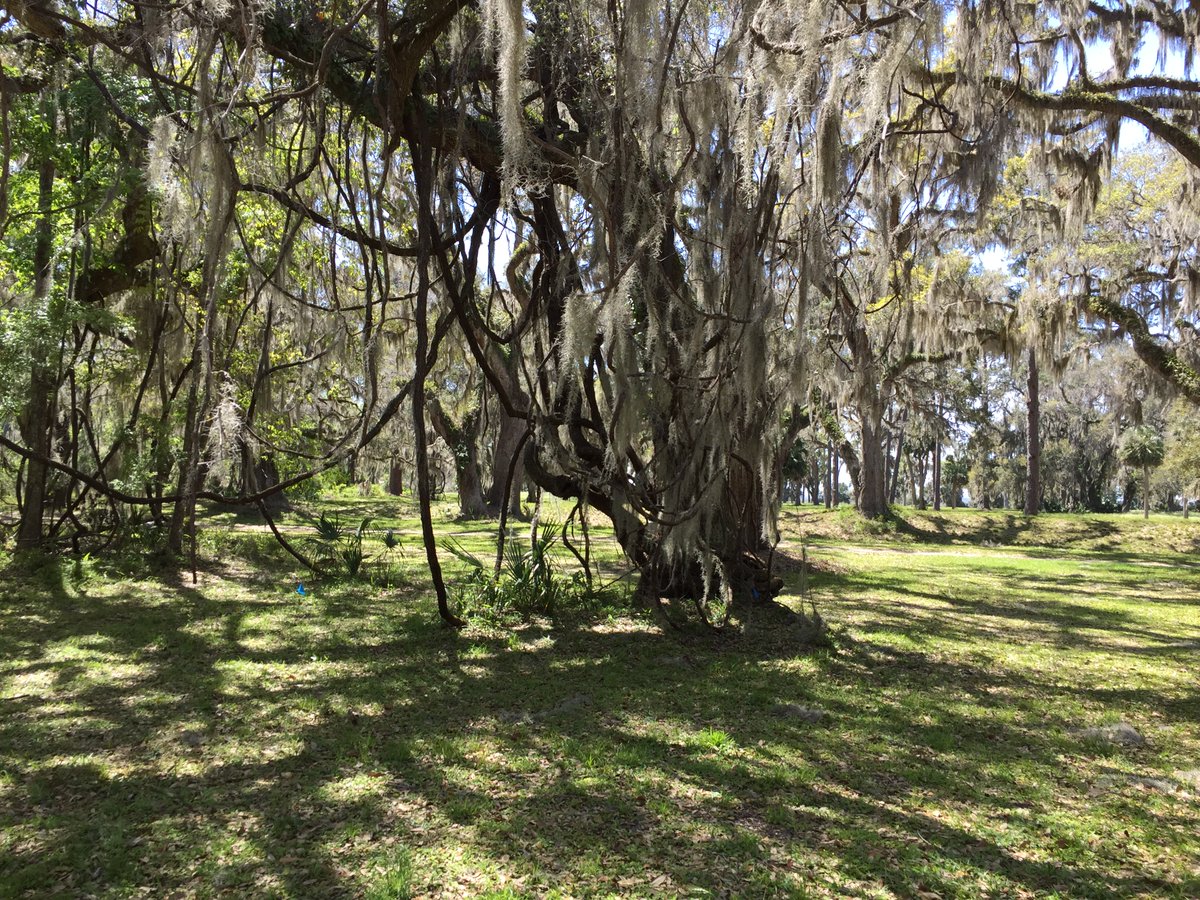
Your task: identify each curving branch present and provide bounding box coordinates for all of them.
[1085,292,1200,404]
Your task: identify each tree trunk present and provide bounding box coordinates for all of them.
[487,409,526,516]
[16,119,57,550]
[889,424,906,505]
[409,137,463,628]
[1026,353,1041,515]
[932,445,942,512]
[1143,465,1150,519]
[167,378,200,553]
[427,397,488,519]
[388,457,404,495]
[168,100,235,559]
[824,441,833,510]
[455,449,487,519]
[831,446,840,506]
[858,402,888,518]
[243,453,289,513]
[911,452,925,509]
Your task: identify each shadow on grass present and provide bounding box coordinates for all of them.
[0,553,1196,898]
[803,570,1200,670]
[891,510,1123,548]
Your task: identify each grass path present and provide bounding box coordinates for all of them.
[0,506,1197,897]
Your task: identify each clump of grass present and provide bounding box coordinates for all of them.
[365,847,414,900]
[695,728,736,754]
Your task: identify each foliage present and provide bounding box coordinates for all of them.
[445,521,598,622]
[2,0,1200,603]
[1163,400,1200,500]
[308,513,372,578]
[1118,426,1166,471]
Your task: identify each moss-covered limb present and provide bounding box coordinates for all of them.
[1086,292,1200,404]
[1085,0,1196,43]
[920,69,1200,172]
[884,351,953,384]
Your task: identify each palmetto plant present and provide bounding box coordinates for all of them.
[1118,426,1165,519]
[308,513,372,578]
[376,528,405,587]
[444,521,565,619]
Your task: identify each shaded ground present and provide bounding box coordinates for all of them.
[1,505,1198,898]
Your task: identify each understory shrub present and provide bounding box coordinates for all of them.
[444,522,603,623]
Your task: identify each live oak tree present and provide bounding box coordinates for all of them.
[3,0,1199,623]
[1163,399,1200,517]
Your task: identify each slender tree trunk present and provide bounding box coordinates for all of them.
[167,379,200,552]
[409,136,463,628]
[237,297,290,514]
[909,453,921,509]
[824,441,833,510]
[1022,350,1041,513]
[831,446,840,507]
[933,394,945,511]
[932,445,942,512]
[889,420,906,505]
[16,106,57,550]
[1143,465,1150,519]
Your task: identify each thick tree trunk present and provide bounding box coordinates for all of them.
[858,403,888,519]
[427,397,487,518]
[241,451,290,513]
[455,453,487,518]
[1119,484,1131,512]
[388,458,404,495]
[1024,354,1041,517]
[16,110,58,550]
[487,410,526,516]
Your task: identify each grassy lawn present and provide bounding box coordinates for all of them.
[1,501,1198,898]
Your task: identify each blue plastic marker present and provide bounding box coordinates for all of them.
[297,583,306,597]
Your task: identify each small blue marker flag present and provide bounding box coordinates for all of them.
[297,583,306,597]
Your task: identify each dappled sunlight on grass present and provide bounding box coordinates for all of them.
[0,505,1198,896]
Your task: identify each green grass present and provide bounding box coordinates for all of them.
[0,502,1198,897]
